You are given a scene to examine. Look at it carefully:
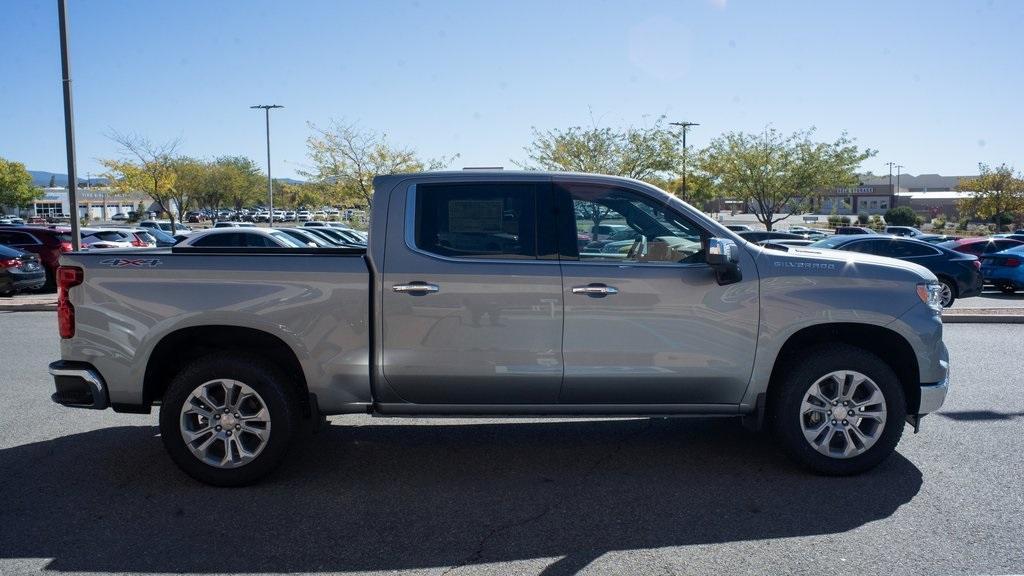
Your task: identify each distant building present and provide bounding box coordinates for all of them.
[2,187,151,220]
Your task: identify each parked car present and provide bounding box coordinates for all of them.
[725,224,752,232]
[582,227,638,252]
[297,210,312,222]
[938,237,1024,259]
[50,171,950,485]
[917,234,961,244]
[758,239,816,250]
[80,228,137,249]
[885,226,924,238]
[307,227,366,247]
[139,220,193,235]
[0,216,26,225]
[110,213,129,221]
[176,228,308,248]
[299,227,348,247]
[0,226,73,287]
[810,235,982,307]
[143,226,180,247]
[275,227,335,247]
[303,221,352,229]
[737,231,804,243]
[834,226,875,235]
[979,245,1024,294]
[0,244,46,295]
[119,227,159,248]
[213,222,256,228]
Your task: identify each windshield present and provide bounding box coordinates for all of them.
[268,231,306,247]
[809,236,850,249]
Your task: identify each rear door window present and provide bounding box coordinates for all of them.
[0,231,37,246]
[413,181,540,259]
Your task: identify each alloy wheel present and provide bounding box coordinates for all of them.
[179,379,272,468]
[799,370,887,459]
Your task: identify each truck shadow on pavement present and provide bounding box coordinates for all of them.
[0,417,922,574]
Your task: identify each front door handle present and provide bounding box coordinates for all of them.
[393,282,440,295]
[571,284,619,296]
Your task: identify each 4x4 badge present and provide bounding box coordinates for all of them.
[99,258,162,268]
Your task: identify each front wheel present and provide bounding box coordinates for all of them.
[159,354,300,486]
[770,345,906,475]
[998,284,1016,295]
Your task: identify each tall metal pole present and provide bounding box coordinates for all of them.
[670,121,700,199]
[251,104,283,227]
[58,0,80,250]
[896,164,903,194]
[885,161,896,199]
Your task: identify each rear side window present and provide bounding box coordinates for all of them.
[413,182,539,259]
[192,233,242,247]
[87,231,128,242]
[0,231,37,245]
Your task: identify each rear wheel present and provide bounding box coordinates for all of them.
[770,345,906,475]
[938,278,956,308]
[999,284,1016,294]
[159,354,300,486]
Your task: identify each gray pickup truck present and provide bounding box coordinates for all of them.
[49,171,949,485]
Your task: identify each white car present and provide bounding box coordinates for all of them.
[297,210,312,221]
[177,227,308,248]
[80,228,137,249]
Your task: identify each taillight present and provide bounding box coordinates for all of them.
[972,260,981,270]
[1005,258,1021,267]
[57,266,83,339]
[0,258,20,269]
[60,242,73,252]
[131,235,147,247]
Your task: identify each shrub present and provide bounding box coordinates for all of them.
[857,212,869,224]
[884,206,918,226]
[827,215,842,226]
[840,215,852,225]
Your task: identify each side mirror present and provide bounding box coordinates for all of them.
[706,237,741,285]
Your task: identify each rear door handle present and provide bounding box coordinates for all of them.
[571,284,619,296]
[393,282,440,294]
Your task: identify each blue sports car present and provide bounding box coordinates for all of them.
[980,245,1024,294]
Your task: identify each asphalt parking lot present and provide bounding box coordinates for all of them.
[1,312,1022,576]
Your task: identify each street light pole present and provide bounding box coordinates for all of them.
[251,104,283,227]
[885,161,896,198]
[896,164,904,195]
[670,121,700,199]
[58,0,80,250]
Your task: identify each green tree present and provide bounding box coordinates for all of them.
[300,120,455,209]
[516,116,682,182]
[884,206,918,226]
[0,158,42,214]
[101,133,181,231]
[956,163,1024,230]
[698,127,875,230]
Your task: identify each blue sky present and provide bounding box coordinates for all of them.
[2,0,1022,180]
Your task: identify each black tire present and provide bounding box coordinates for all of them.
[939,277,957,308]
[769,344,906,475]
[159,354,300,486]
[999,284,1016,295]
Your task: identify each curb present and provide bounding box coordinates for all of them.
[0,303,56,312]
[942,313,1024,324]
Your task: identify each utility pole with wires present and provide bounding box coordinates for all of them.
[670,121,700,199]
[885,161,896,198]
[251,104,283,227]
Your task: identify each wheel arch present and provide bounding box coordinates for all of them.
[143,325,312,418]
[766,323,921,416]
